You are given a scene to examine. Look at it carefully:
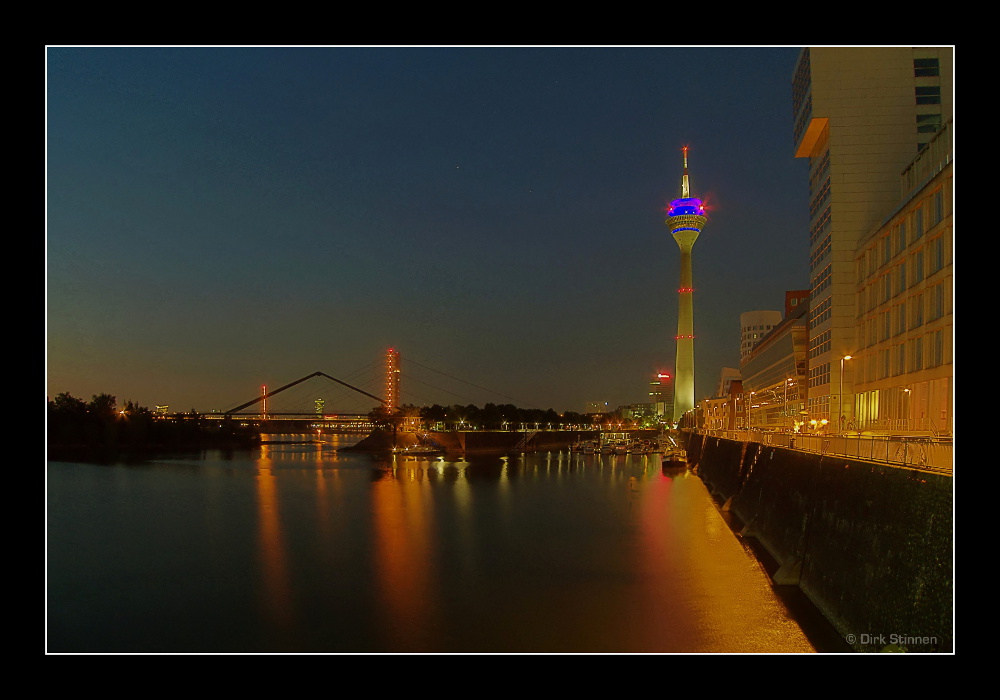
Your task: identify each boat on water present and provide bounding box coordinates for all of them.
[394,443,443,455]
[661,447,688,470]
[629,440,652,455]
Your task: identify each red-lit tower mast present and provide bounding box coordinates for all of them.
[385,347,400,409]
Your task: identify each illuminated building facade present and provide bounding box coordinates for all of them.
[792,46,953,424]
[385,347,400,409]
[739,294,810,429]
[665,146,707,423]
[852,120,952,434]
[647,372,673,422]
[740,310,782,362]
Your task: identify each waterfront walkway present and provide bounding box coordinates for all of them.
[691,429,952,475]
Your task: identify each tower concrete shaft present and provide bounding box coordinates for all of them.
[665,147,707,423]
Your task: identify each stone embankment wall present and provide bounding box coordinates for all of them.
[681,431,953,653]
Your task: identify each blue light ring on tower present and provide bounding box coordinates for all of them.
[666,197,706,218]
[666,214,708,235]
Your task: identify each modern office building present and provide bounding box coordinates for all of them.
[791,46,953,424]
[647,372,673,422]
[665,146,708,423]
[852,119,952,434]
[738,293,811,429]
[740,310,782,362]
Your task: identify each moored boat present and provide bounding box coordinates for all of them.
[395,443,443,455]
[629,440,652,455]
[661,447,687,470]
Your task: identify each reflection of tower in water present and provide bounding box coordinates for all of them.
[386,347,400,408]
[665,147,707,423]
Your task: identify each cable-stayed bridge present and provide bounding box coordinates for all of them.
[218,352,523,421]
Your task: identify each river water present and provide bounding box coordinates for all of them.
[47,434,838,654]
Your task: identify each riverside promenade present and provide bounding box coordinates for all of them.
[680,429,953,653]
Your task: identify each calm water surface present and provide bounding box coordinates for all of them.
[47,435,825,653]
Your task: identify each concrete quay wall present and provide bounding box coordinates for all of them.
[681,431,953,653]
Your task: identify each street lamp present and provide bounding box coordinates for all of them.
[784,377,795,430]
[902,388,911,432]
[839,355,853,431]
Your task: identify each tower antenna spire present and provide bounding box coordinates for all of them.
[681,145,690,199]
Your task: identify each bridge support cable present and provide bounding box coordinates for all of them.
[224,371,388,415]
[405,357,522,404]
[402,373,481,406]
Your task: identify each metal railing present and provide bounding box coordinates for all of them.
[694,429,952,474]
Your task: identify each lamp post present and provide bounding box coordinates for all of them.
[902,388,911,432]
[784,377,795,431]
[839,355,853,432]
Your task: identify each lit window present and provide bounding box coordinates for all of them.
[916,114,942,134]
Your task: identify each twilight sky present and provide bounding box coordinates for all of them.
[46,46,811,415]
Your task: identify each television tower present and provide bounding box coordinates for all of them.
[665,146,707,423]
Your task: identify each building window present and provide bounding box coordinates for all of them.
[915,86,941,105]
[916,114,942,134]
[808,362,831,388]
[809,176,831,219]
[932,188,945,226]
[929,329,945,367]
[811,265,832,301]
[910,249,925,287]
[909,337,923,371]
[892,304,905,336]
[879,348,890,380]
[810,206,831,247]
[928,235,945,274]
[914,58,940,77]
[928,282,945,321]
[810,297,832,329]
[880,234,892,266]
[909,292,924,330]
[893,343,906,376]
[895,261,907,296]
[810,330,831,359]
[810,234,832,271]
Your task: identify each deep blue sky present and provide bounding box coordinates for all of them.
[46,46,811,415]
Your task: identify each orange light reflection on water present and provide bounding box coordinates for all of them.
[637,468,816,653]
[370,458,440,651]
[255,452,296,643]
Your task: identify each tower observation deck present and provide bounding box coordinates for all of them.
[665,146,707,423]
